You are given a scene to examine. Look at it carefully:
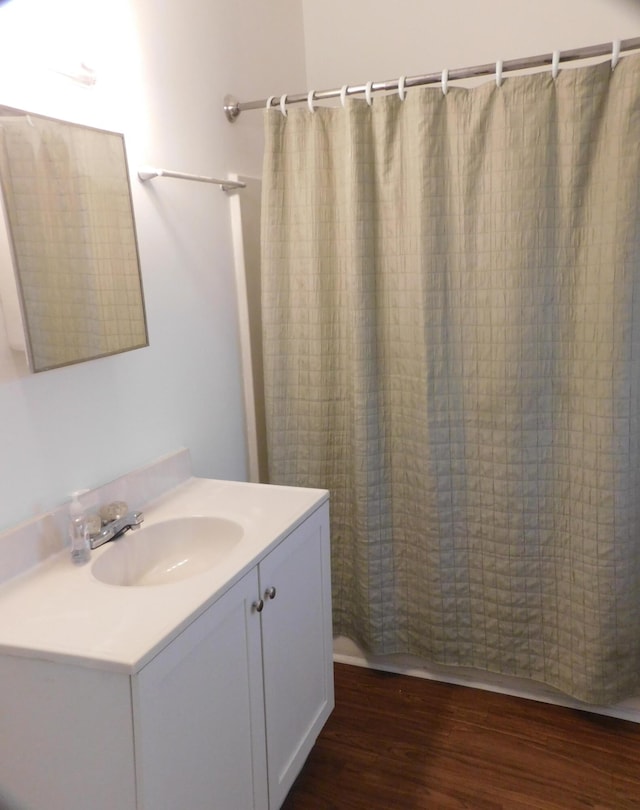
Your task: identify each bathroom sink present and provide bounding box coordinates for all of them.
[91,516,244,586]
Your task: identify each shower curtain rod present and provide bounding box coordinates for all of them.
[223,36,640,121]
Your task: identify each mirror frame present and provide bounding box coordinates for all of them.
[0,105,148,372]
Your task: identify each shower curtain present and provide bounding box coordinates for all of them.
[260,55,640,704]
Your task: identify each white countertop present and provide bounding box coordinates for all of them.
[0,477,328,674]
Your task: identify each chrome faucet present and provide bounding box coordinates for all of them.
[89,510,144,550]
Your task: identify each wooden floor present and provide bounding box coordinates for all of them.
[282,663,640,810]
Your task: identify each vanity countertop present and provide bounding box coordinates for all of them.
[0,477,328,675]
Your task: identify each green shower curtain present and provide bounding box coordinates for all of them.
[260,54,640,704]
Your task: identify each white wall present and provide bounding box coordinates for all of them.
[302,0,640,90]
[0,0,306,531]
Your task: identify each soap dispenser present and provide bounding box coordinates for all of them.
[69,490,90,565]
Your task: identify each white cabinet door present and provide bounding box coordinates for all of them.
[259,503,334,809]
[133,568,268,810]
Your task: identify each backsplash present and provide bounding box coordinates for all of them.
[0,449,192,585]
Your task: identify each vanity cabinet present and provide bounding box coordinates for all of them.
[134,501,334,809]
[0,500,333,810]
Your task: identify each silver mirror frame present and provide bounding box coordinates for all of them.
[0,106,148,372]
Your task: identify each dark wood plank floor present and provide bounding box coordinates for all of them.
[282,663,640,809]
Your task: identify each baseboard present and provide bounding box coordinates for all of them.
[332,637,640,724]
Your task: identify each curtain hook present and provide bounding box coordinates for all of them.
[441,68,449,96]
[279,94,288,117]
[398,75,407,101]
[340,84,349,108]
[551,50,560,80]
[307,90,316,113]
[365,80,374,106]
[611,39,621,70]
[495,59,503,88]
[266,95,275,110]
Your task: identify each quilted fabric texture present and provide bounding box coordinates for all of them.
[261,55,640,704]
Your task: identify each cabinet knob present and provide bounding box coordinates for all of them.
[252,599,264,613]
[264,586,277,600]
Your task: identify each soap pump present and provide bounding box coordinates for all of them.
[69,490,90,565]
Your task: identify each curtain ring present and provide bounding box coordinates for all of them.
[398,75,407,101]
[611,39,621,70]
[307,90,316,113]
[495,60,503,88]
[279,94,288,117]
[441,68,449,96]
[365,80,374,106]
[551,50,560,80]
[266,95,275,110]
[340,84,349,108]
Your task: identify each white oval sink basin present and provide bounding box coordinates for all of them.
[91,516,243,586]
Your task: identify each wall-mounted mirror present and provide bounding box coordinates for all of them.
[0,106,148,373]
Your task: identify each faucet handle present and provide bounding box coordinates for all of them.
[85,513,102,537]
[99,501,129,523]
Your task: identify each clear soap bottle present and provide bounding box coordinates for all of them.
[69,491,90,565]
